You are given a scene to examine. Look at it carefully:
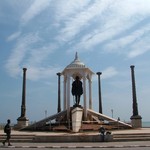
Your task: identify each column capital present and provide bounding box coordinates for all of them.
[57,72,61,76]
[130,65,135,69]
[23,68,27,71]
[96,72,102,75]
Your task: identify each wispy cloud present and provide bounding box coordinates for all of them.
[56,0,112,43]
[4,0,150,81]
[5,32,58,80]
[102,67,118,79]
[26,44,57,66]
[21,0,51,25]
[104,23,150,56]
[93,66,118,81]
[5,33,41,77]
[128,37,150,58]
[54,0,91,23]
[65,0,150,56]
[6,31,21,42]
[27,66,61,81]
[92,66,118,82]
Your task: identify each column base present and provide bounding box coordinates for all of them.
[130,115,142,128]
[16,117,29,129]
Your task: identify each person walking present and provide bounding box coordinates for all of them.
[2,119,12,146]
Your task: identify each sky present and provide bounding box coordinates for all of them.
[0,0,150,124]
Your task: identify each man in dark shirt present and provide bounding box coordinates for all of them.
[2,119,12,146]
[72,76,83,105]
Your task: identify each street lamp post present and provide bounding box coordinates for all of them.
[111,109,113,118]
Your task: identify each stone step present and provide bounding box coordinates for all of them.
[114,133,150,138]
[52,125,69,131]
[113,137,150,141]
[0,134,34,143]
[113,133,150,141]
[1,132,150,142]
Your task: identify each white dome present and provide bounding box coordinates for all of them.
[66,52,85,69]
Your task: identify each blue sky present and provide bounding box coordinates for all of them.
[0,0,150,124]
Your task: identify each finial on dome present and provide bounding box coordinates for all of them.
[75,52,79,60]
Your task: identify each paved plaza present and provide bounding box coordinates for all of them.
[1,141,150,149]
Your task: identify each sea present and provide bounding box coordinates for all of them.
[142,122,150,128]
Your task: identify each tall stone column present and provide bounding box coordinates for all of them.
[97,72,102,114]
[83,76,87,120]
[67,75,70,120]
[57,72,61,113]
[63,77,67,110]
[17,68,29,128]
[89,79,92,109]
[88,77,93,121]
[130,65,142,128]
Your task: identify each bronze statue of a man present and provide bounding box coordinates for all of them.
[71,76,83,105]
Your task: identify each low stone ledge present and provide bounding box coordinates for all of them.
[33,134,113,142]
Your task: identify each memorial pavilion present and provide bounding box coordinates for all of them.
[21,52,133,132]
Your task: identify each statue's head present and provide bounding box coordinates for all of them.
[75,76,79,80]
[7,119,11,124]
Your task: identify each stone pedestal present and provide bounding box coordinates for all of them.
[71,107,83,132]
[17,117,29,129]
[131,115,142,128]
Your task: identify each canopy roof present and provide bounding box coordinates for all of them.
[62,52,94,78]
[66,52,85,69]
